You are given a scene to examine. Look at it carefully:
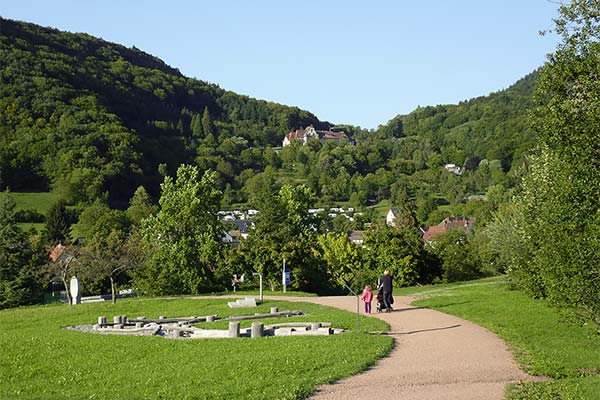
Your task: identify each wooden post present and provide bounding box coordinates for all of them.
[251,322,264,338]
[229,321,240,338]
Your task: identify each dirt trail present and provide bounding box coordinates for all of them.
[265,295,535,400]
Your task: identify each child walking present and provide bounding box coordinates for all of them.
[361,285,373,314]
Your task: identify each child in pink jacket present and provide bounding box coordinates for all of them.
[360,285,373,314]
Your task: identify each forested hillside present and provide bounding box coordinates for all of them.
[0,17,324,207]
[0,17,540,215]
[387,71,538,171]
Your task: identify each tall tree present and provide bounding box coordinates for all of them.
[504,0,600,316]
[0,191,33,308]
[362,225,421,287]
[317,232,362,289]
[190,113,203,138]
[202,107,215,143]
[44,200,71,244]
[137,165,222,295]
[126,186,156,226]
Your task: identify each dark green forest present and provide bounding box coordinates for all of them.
[0,17,534,212]
[1,2,598,324]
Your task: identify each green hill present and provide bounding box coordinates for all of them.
[0,17,327,207]
[381,71,538,171]
[1,17,539,213]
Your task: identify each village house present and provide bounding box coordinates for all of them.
[282,125,354,147]
[444,163,463,175]
[386,208,400,227]
[347,230,364,246]
[422,216,476,243]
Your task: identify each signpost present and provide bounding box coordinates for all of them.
[282,258,290,293]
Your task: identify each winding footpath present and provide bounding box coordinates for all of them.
[267,294,537,400]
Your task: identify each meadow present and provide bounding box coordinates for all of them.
[11,192,59,213]
[0,298,391,399]
[399,277,600,399]
[12,191,59,232]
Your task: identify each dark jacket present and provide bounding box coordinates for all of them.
[381,275,393,292]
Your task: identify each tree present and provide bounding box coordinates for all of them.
[126,186,156,226]
[202,107,215,143]
[77,227,146,303]
[237,184,327,292]
[46,245,77,305]
[362,225,421,287]
[44,200,71,244]
[510,0,600,315]
[317,232,362,290]
[0,191,39,308]
[391,189,417,228]
[426,230,482,283]
[138,165,222,295]
[190,113,203,138]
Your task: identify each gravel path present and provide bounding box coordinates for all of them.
[263,294,537,400]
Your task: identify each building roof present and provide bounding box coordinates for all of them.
[284,125,352,145]
[347,230,364,243]
[49,243,66,263]
[235,220,254,234]
[423,216,476,242]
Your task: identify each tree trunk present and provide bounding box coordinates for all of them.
[110,275,116,304]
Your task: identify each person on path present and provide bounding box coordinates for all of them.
[360,285,373,314]
[380,270,393,312]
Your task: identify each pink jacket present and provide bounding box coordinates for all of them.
[361,289,373,302]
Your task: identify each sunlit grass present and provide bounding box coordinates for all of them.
[11,192,59,213]
[0,298,392,399]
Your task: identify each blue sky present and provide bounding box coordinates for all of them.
[2,1,561,129]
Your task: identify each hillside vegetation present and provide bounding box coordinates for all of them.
[1,17,536,213]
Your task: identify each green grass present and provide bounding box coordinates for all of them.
[369,199,391,220]
[16,222,45,232]
[0,298,391,399]
[407,276,600,399]
[11,192,60,213]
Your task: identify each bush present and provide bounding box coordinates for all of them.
[14,208,45,223]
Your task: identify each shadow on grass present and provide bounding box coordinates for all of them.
[427,300,472,308]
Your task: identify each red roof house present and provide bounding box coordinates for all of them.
[423,216,476,242]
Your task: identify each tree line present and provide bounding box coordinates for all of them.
[1,162,493,308]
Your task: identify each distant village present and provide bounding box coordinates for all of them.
[219,206,475,248]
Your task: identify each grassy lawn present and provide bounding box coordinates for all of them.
[16,222,45,232]
[11,192,60,213]
[12,192,60,232]
[400,277,600,400]
[0,298,391,399]
[369,199,391,221]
